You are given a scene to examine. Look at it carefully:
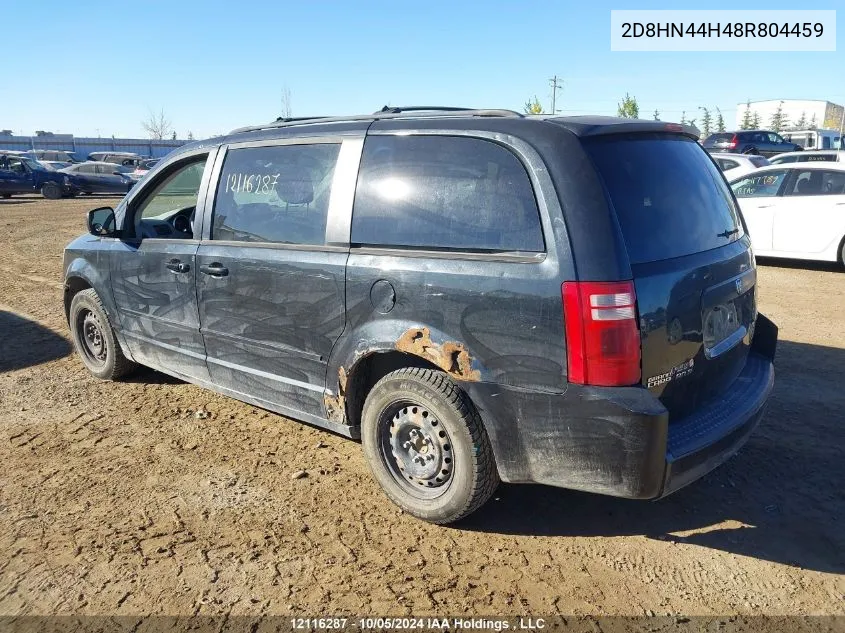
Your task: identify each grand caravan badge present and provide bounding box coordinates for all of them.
[646,358,695,388]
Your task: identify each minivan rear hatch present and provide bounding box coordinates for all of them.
[702,133,736,150]
[584,135,756,421]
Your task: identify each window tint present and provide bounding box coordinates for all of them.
[787,170,845,196]
[719,159,739,170]
[351,135,543,252]
[731,170,788,198]
[212,143,340,245]
[584,136,744,264]
[749,156,769,168]
[135,157,206,227]
[767,133,782,144]
[79,164,97,174]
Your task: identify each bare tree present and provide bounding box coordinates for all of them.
[281,86,293,118]
[141,108,173,140]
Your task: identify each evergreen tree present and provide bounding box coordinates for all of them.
[699,107,712,136]
[769,101,787,132]
[795,111,808,129]
[716,107,726,132]
[740,101,753,130]
[653,109,660,121]
[751,112,761,128]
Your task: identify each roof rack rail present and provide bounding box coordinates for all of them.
[376,105,524,118]
[229,107,524,135]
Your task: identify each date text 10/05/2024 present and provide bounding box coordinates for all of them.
[290,617,547,631]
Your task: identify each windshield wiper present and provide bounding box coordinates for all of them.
[717,228,739,239]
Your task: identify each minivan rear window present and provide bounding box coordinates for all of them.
[584,136,745,265]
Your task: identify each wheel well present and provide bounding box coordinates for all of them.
[64,277,91,322]
[343,351,441,428]
[838,234,845,266]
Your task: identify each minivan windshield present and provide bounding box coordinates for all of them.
[584,135,745,265]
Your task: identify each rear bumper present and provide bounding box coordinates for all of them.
[466,315,777,499]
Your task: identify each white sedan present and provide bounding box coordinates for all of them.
[710,152,769,179]
[730,162,845,265]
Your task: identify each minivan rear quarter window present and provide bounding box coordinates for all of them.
[584,136,745,264]
[351,135,544,252]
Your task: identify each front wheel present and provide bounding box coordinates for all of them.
[41,182,62,200]
[361,368,499,524]
[69,289,135,380]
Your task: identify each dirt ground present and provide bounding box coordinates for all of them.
[0,195,843,617]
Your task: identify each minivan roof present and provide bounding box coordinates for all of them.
[228,107,700,141]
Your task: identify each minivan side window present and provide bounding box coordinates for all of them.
[211,143,340,245]
[133,157,207,236]
[351,135,544,252]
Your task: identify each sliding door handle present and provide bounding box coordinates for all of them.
[199,263,229,277]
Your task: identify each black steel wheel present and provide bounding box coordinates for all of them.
[379,401,455,499]
[69,289,135,380]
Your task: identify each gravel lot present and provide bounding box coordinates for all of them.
[0,195,843,617]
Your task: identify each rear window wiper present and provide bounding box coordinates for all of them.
[717,228,739,239]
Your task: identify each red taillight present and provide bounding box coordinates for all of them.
[728,134,738,149]
[562,281,641,387]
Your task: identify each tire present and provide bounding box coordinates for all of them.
[839,238,845,268]
[41,182,62,200]
[361,368,499,524]
[68,289,135,380]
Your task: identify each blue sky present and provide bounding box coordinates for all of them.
[2,0,842,138]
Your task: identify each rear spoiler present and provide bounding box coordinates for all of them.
[547,116,700,141]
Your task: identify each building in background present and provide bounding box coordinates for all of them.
[735,99,845,132]
[0,132,188,159]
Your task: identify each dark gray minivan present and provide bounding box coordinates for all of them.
[64,108,777,524]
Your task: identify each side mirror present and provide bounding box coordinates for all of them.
[88,207,117,237]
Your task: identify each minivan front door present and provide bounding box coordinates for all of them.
[196,138,357,419]
[110,151,216,381]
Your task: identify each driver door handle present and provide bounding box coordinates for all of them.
[166,259,190,274]
[199,263,229,277]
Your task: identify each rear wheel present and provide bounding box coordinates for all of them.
[839,238,845,268]
[361,368,498,524]
[41,182,62,200]
[69,289,135,380]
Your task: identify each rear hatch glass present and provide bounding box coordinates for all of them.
[584,135,756,420]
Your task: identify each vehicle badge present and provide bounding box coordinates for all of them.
[735,279,743,295]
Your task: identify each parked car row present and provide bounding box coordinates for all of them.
[703,129,845,264]
[0,153,136,199]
